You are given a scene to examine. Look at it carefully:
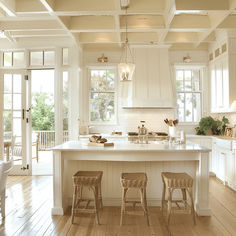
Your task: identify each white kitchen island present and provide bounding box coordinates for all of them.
[52,140,211,216]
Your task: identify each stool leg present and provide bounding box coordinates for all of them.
[140,188,150,226]
[92,186,100,225]
[181,189,187,210]
[71,185,78,224]
[98,181,103,209]
[167,188,172,226]
[187,187,196,225]
[120,188,128,226]
[161,182,166,215]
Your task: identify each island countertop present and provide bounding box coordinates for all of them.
[53,140,211,152]
[52,140,211,217]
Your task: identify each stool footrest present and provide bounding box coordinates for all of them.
[72,209,96,214]
[125,200,141,204]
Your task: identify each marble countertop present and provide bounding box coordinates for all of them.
[79,133,236,141]
[53,140,210,152]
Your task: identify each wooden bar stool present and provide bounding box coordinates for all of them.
[71,171,103,224]
[120,172,149,226]
[161,172,196,225]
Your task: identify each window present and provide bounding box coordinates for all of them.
[89,68,116,124]
[176,68,202,122]
[62,48,69,65]
[30,50,55,66]
[63,71,69,131]
[3,51,25,67]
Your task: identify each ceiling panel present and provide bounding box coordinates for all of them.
[79,32,118,43]
[217,15,236,28]
[171,14,211,29]
[70,16,116,31]
[121,32,158,43]
[55,0,115,11]
[128,0,165,11]
[0,0,235,49]
[120,15,164,29]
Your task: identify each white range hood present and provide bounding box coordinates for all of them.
[121,46,175,109]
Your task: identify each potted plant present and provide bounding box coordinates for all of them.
[196,116,229,135]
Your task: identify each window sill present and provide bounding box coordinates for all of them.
[89,123,118,126]
[178,122,199,126]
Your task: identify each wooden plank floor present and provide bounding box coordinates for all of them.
[0,176,235,236]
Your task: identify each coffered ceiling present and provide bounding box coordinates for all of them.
[1,0,236,50]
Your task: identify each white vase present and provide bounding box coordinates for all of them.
[169,126,176,137]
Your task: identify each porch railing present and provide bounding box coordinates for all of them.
[32,130,69,150]
[4,130,69,152]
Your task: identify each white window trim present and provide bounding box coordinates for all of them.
[28,49,55,69]
[88,66,118,126]
[175,66,203,123]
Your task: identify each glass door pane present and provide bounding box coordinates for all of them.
[3,71,27,174]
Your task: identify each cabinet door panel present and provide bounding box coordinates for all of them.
[133,48,147,100]
[147,48,160,101]
[159,48,173,105]
[226,151,234,183]
[217,150,225,182]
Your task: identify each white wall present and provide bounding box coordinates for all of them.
[80,49,209,135]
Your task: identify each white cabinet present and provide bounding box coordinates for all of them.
[210,56,229,112]
[211,139,218,174]
[225,150,234,184]
[126,46,174,108]
[216,147,227,183]
[188,136,236,190]
[211,138,236,189]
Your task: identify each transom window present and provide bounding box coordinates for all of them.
[89,68,116,124]
[176,69,202,122]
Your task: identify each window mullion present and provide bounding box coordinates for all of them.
[191,71,194,122]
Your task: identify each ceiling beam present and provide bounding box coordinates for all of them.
[0,20,62,30]
[40,0,79,47]
[0,0,16,16]
[159,0,175,43]
[195,12,230,47]
[4,30,17,42]
[55,10,164,16]
[113,0,122,47]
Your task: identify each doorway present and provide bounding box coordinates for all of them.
[2,70,28,175]
[31,70,54,175]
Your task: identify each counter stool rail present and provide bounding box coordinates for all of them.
[71,171,103,224]
[161,172,196,226]
[120,172,149,226]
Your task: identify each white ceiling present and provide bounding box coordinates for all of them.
[1,0,236,50]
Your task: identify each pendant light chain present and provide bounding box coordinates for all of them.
[125,6,128,64]
[118,0,135,81]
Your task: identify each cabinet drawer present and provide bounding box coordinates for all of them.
[215,138,232,150]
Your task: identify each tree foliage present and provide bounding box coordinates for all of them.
[32,92,54,130]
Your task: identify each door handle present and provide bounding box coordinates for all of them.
[22,109,25,120]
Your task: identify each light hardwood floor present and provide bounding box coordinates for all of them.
[0,176,236,236]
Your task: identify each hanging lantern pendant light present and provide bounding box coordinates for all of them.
[118,6,135,81]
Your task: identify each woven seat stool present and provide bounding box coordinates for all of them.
[120,172,149,226]
[71,171,103,224]
[161,172,196,225]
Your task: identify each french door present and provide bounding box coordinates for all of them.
[1,70,32,175]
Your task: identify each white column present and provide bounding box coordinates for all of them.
[0,70,4,160]
[54,48,63,145]
[68,47,80,140]
[52,151,64,215]
[195,152,211,216]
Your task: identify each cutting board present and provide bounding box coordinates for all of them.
[88,142,114,147]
